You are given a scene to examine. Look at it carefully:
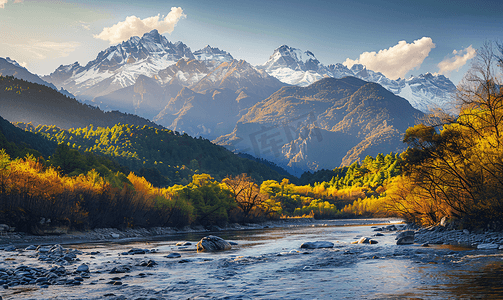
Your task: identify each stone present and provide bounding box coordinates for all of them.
[196,235,232,252]
[138,260,157,267]
[175,242,192,246]
[351,237,378,244]
[300,241,334,249]
[76,264,89,273]
[37,246,52,254]
[499,245,503,250]
[111,233,120,239]
[440,216,448,227]
[166,253,182,258]
[385,225,397,231]
[373,227,383,232]
[374,233,384,237]
[25,245,37,251]
[3,245,16,251]
[463,229,470,234]
[126,248,148,255]
[421,243,430,247]
[110,266,130,274]
[396,231,415,245]
[477,243,500,250]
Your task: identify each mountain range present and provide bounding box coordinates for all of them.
[258,45,457,113]
[40,30,456,114]
[1,29,455,173]
[215,76,423,175]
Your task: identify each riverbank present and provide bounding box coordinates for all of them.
[2,218,503,251]
[0,218,400,248]
[413,225,503,250]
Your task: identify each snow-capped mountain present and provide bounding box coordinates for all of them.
[258,45,328,86]
[193,45,234,64]
[259,46,457,113]
[43,29,194,100]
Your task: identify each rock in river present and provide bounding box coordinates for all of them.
[352,237,378,244]
[300,241,334,249]
[396,231,415,245]
[477,243,500,250]
[196,235,232,252]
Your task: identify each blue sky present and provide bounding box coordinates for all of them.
[1,0,501,84]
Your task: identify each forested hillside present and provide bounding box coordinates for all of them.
[18,122,291,186]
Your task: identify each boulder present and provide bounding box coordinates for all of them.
[300,241,334,249]
[196,235,232,252]
[396,231,415,245]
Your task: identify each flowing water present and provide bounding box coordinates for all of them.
[2,219,502,299]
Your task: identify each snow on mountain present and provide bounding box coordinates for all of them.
[5,57,25,69]
[259,46,457,113]
[193,45,234,64]
[258,45,329,86]
[157,58,212,86]
[43,29,194,100]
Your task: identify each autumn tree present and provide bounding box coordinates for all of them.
[393,42,503,228]
[223,173,269,219]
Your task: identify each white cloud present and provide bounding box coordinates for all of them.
[0,0,22,8]
[94,7,185,44]
[8,40,81,59]
[79,21,91,31]
[435,45,476,76]
[343,37,436,80]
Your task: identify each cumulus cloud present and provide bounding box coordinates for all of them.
[435,45,476,76]
[343,37,436,80]
[94,7,185,44]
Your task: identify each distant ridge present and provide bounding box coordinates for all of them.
[0,75,161,129]
[215,77,424,174]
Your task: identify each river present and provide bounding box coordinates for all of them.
[1,219,502,299]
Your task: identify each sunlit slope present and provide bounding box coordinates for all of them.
[215,77,423,174]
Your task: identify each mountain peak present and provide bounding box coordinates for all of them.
[4,57,25,69]
[193,45,233,63]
